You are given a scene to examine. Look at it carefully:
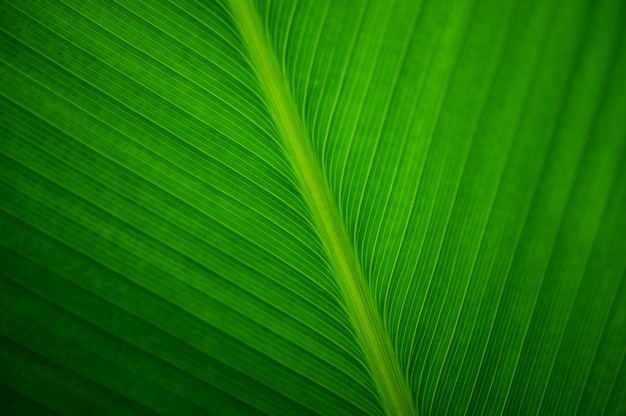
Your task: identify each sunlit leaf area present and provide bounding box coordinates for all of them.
[1,0,625,415]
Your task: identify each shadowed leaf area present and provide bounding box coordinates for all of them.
[1,0,625,415]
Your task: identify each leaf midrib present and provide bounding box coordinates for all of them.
[227,1,416,415]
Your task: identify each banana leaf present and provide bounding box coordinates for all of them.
[1,0,625,414]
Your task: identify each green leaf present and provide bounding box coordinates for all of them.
[1,0,625,415]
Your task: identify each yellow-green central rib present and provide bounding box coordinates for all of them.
[228,1,416,415]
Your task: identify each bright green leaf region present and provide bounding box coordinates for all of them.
[1,0,625,414]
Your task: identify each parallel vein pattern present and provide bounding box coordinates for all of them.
[1,0,625,415]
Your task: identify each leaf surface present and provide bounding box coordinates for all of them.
[1,0,625,415]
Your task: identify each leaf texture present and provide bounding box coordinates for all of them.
[1,0,625,415]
